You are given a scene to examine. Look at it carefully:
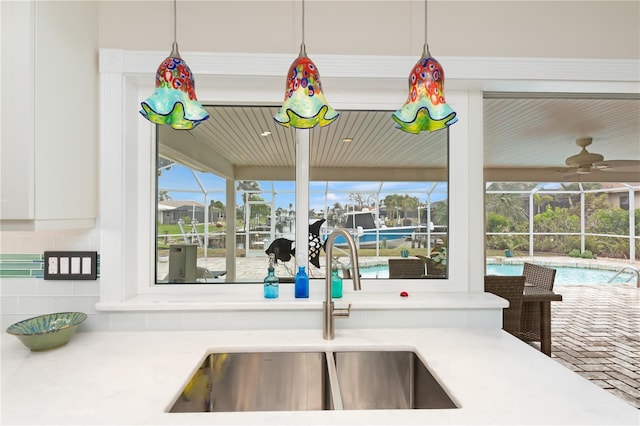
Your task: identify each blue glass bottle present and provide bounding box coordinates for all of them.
[331,262,343,299]
[294,265,309,298]
[264,254,279,299]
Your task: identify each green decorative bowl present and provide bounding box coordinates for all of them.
[6,312,87,351]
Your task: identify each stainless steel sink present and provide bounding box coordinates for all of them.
[334,350,458,410]
[170,352,333,412]
[169,350,458,413]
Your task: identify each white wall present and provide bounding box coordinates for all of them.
[98,1,639,59]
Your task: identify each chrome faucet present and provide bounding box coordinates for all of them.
[323,228,362,340]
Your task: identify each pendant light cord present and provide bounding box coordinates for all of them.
[299,0,306,55]
[173,0,177,46]
[423,0,430,56]
[302,0,306,49]
[170,0,180,57]
[424,0,428,46]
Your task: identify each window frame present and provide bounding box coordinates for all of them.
[154,109,451,284]
[98,49,634,308]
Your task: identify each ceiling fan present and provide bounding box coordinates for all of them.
[555,137,640,179]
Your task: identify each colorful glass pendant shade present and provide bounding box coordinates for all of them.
[274,44,339,129]
[139,0,209,130]
[393,0,456,134]
[140,42,209,130]
[392,44,457,134]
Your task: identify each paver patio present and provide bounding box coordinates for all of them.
[548,283,640,409]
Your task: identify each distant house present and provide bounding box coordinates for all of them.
[602,184,640,211]
[157,203,176,225]
[158,201,205,224]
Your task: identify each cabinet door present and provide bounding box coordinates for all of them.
[1,1,36,221]
[33,1,98,227]
[0,1,97,230]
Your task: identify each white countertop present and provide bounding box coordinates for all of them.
[2,328,638,425]
[95,287,509,311]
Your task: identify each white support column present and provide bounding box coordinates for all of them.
[627,186,636,264]
[462,90,484,292]
[295,129,310,269]
[529,191,535,257]
[225,179,236,281]
[580,190,586,253]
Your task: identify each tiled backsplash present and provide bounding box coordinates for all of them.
[0,252,103,331]
[0,254,100,278]
[0,254,46,278]
[0,253,100,279]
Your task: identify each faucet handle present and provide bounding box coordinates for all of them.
[333,303,352,318]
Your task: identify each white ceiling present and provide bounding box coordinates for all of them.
[158,95,640,183]
[483,95,640,182]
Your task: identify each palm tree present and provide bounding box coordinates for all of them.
[399,194,420,222]
[486,192,528,223]
[383,194,403,222]
[533,192,553,214]
[430,200,448,226]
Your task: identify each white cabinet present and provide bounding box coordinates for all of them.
[1,1,98,230]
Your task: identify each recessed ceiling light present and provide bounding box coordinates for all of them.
[342,137,353,143]
[260,131,272,137]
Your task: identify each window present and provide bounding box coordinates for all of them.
[98,49,479,306]
[155,106,449,283]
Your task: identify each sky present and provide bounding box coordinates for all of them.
[158,163,448,214]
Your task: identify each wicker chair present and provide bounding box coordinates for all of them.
[523,263,556,291]
[388,258,425,279]
[484,275,526,338]
[521,263,557,343]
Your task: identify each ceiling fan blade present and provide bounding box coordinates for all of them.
[541,166,572,173]
[561,172,579,180]
[593,159,640,171]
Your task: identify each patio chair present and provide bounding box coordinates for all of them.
[484,275,526,338]
[521,263,557,343]
[388,258,425,279]
[523,262,557,291]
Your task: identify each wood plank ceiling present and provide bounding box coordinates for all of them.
[158,96,640,183]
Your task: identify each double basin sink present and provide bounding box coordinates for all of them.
[169,350,458,412]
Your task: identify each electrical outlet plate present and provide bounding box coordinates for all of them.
[44,251,98,280]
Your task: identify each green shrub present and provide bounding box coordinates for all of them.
[568,249,581,258]
[580,250,596,259]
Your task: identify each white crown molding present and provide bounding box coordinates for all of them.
[100,49,640,94]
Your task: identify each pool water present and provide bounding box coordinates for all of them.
[360,265,389,279]
[359,263,635,284]
[486,264,633,285]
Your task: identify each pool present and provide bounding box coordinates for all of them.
[360,265,389,279]
[485,264,634,285]
[359,263,636,284]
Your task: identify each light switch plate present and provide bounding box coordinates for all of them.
[44,251,98,280]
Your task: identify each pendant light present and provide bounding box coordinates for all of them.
[392,0,457,133]
[274,0,339,128]
[139,0,209,130]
